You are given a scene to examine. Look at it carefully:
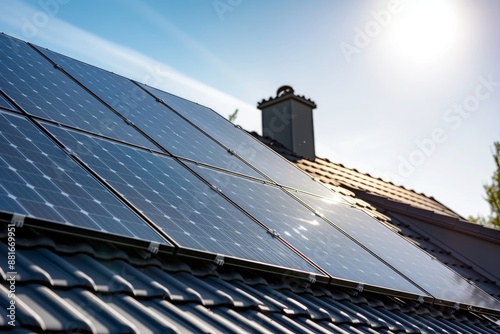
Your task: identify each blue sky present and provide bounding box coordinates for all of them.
[1,0,499,221]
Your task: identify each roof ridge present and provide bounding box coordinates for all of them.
[315,156,435,201]
[314,156,464,219]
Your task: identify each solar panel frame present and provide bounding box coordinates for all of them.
[0,110,171,249]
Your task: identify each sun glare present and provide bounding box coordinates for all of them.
[387,0,466,65]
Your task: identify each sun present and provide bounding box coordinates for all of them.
[386,0,467,65]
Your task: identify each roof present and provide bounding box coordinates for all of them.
[1,33,500,333]
[2,225,500,334]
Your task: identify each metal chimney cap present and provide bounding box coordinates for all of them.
[277,85,294,97]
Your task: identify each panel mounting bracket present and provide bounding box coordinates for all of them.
[355,283,364,294]
[10,214,25,228]
[268,229,280,238]
[210,185,222,193]
[307,274,316,284]
[314,211,324,219]
[416,295,425,305]
[214,254,224,266]
[156,97,164,103]
[62,146,74,157]
[452,303,460,312]
[147,241,160,254]
[54,63,63,70]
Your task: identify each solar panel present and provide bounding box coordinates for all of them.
[139,84,340,199]
[0,110,168,245]
[295,194,500,310]
[42,122,321,273]
[0,93,15,111]
[0,34,156,150]
[187,162,427,295]
[33,46,263,179]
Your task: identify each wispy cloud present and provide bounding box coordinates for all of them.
[0,0,261,132]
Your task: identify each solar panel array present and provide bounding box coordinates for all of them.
[42,122,319,272]
[1,33,499,313]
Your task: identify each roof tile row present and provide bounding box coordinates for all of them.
[1,227,499,333]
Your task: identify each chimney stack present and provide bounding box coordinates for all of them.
[257,85,317,160]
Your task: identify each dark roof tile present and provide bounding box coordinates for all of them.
[139,267,203,303]
[240,309,297,333]
[66,254,134,294]
[204,278,269,310]
[266,313,321,334]
[300,294,361,324]
[172,272,235,307]
[56,288,138,334]
[145,300,221,333]
[102,294,180,334]
[16,284,95,333]
[21,248,95,288]
[0,284,45,330]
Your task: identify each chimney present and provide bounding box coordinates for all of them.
[257,85,317,160]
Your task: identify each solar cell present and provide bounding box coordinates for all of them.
[0,93,15,111]
[42,122,321,273]
[139,84,341,199]
[0,34,156,150]
[187,163,427,295]
[34,46,263,179]
[295,193,500,310]
[0,111,168,244]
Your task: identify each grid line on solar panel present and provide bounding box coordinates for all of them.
[0,34,157,150]
[33,46,265,179]
[187,162,427,296]
[287,190,500,311]
[0,92,15,111]
[0,111,168,244]
[41,122,321,274]
[139,83,341,199]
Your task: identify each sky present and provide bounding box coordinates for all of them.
[0,0,499,221]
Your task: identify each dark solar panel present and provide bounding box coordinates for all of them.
[0,111,168,244]
[0,93,15,111]
[43,123,320,273]
[296,193,500,311]
[188,163,426,295]
[139,84,340,199]
[33,47,263,179]
[0,34,156,150]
